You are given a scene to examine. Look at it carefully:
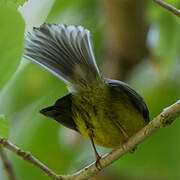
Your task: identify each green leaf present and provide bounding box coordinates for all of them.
[0,115,10,139]
[3,0,28,8]
[0,5,25,90]
[164,0,180,7]
[13,0,28,6]
[156,13,180,64]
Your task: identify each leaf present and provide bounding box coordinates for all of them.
[14,0,28,6]
[156,13,180,64]
[4,0,28,8]
[0,5,25,90]
[0,115,10,139]
[0,62,67,115]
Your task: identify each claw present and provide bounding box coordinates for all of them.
[95,152,102,170]
[89,134,102,170]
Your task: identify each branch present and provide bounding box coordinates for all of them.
[0,138,66,180]
[69,99,180,180]
[0,100,180,180]
[0,146,16,180]
[153,0,180,17]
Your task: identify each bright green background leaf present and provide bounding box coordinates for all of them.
[0,5,25,90]
[0,115,10,139]
[3,0,28,8]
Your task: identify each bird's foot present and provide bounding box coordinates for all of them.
[95,153,102,170]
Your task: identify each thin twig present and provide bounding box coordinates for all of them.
[0,146,16,180]
[0,138,66,180]
[153,0,180,17]
[0,100,180,180]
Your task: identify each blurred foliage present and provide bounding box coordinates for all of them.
[0,5,25,91]
[165,0,180,6]
[0,115,10,138]
[4,0,28,8]
[0,0,180,180]
[147,1,180,67]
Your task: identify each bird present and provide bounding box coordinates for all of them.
[24,23,149,166]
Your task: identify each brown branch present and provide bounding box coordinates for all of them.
[0,100,180,180]
[0,146,16,180]
[153,0,180,17]
[69,99,180,180]
[0,138,66,180]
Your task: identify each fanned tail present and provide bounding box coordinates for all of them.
[24,24,102,90]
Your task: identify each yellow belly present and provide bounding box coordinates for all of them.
[71,80,148,148]
[73,98,147,148]
[74,113,124,148]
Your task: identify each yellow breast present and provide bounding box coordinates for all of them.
[72,87,147,148]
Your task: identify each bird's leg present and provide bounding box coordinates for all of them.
[89,134,101,169]
[116,121,129,141]
[116,122,136,153]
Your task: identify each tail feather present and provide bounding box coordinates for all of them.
[24,24,101,88]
